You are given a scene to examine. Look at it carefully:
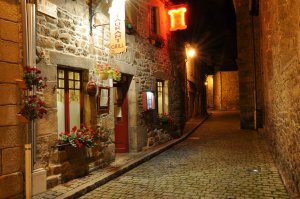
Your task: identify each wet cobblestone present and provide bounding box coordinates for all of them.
[80,111,289,199]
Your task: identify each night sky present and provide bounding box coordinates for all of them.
[171,0,237,69]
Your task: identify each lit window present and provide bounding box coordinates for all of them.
[156,80,169,115]
[57,68,83,133]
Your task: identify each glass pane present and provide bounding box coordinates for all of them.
[57,89,65,133]
[58,70,64,78]
[158,90,163,114]
[68,71,74,80]
[74,72,80,80]
[69,90,80,130]
[69,80,74,89]
[75,81,80,89]
[58,79,64,88]
[114,87,122,118]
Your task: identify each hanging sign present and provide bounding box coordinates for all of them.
[168,7,187,31]
[109,0,126,54]
[37,0,57,19]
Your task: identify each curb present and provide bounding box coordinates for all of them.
[57,115,209,198]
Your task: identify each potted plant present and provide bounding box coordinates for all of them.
[95,63,121,81]
[19,95,47,121]
[125,17,135,35]
[22,66,47,90]
[158,113,173,125]
[58,124,97,149]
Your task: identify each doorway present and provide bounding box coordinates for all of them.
[114,75,131,153]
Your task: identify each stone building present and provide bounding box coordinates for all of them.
[0,0,185,197]
[234,0,300,197]
[0,0,24,198]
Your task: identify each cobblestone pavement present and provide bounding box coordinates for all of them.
[80,111,289,199]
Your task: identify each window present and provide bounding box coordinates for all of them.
[57,68,83,133]
[156,80,169,115]
[150,6,160,35]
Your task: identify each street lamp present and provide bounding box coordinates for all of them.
[187,48,196,58]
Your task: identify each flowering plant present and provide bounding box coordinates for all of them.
[58,124,97,148]
[23,66,47,90]
[96,63,121,81]
[19,95,47,120]
[158,113,173,124]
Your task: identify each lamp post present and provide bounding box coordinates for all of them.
[185,44,197,119]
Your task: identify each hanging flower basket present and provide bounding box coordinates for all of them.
[86,80,97,96]
[16,114,29,123]
[23,66,47,91]
[95,63,121,81]
[19,95,47,121]
[99,73,108,80]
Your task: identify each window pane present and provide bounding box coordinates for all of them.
[69,80,74,89]
[75,81,80,89]
[58,79,64,88]
[57,89,65,133]
[68,71,74,80]
[69,90,80,129]
[74,72,80,80]
[58,70,64,78]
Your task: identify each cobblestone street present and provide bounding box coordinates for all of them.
[80,111,289,199]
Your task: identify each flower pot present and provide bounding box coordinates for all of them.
[16,79,26,90]
[17,114,29,123]
[99,73,108,80]
[86,81,97,96]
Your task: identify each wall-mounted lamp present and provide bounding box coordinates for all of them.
[187,48,196,58]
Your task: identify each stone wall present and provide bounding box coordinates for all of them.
[234,0,260,129]
[35,0,183,188]
[213,71,239,111]
[259,0,300,197]
[0,0,24,198]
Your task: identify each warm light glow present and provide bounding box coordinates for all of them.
[168,7,187,31]
[187,48,196,58]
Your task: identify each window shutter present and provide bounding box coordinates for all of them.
[151,94,155,109]
[142,92,147,112]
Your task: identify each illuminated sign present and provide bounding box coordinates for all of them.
[168,7,187,31]
[109,0,126,54]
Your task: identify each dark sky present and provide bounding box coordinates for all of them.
[171,0,237,68]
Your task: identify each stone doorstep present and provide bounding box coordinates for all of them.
[34,116,208,199]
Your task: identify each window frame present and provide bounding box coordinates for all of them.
[156,79,165,115]
[150,6,160,36]
[57,67,83,132]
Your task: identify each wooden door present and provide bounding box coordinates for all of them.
[114,83,129,153]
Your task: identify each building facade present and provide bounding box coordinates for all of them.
[0,0,185,197]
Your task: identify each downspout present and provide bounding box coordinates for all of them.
[220,72,222,110]
[22,1,36,198]
[251,16,257,130]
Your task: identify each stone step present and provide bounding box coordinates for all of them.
[47,163,62,176]
[47,174,62,189]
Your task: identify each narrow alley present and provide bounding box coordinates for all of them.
[80,111,288,199]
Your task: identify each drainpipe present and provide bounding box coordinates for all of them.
[251,16,257,130]
[22,1,36,198]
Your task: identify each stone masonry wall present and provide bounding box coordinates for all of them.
[213,71,239,111]
[259,0,300,197]
[35,0,182,188]
[234,0,259,129]
[0,0,24,198]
